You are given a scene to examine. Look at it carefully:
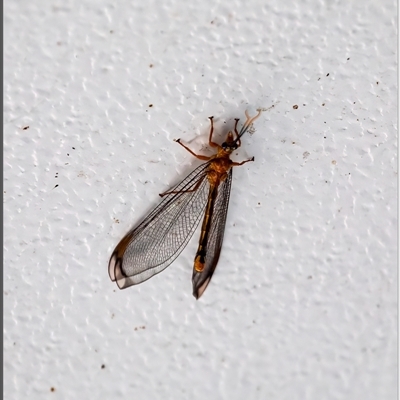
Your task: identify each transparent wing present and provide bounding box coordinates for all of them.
[192,169,233,299]
[108,162,211,289]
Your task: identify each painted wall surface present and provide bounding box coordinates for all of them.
[4,1,397,399]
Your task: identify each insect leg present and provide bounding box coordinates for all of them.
[231,157,255,167]
[208,116,220,148]
[174,139,210,161]
[159,175,205,197]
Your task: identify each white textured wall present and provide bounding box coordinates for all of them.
[4,0,397,399]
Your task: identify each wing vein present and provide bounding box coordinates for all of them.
[110,162,213,288]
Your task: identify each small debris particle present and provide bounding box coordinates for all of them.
[326,73,330,76]
[293,105,298,109]
[134,325,146,331]
[149,64,153,68]
[101,364,106,369]
[22,126,29,130]
[149,104,153,108]
[303,151,310,159]
[331,160,337,165]
[50,387,56,392]
[322,103,325,106]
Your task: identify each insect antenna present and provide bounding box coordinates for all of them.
[236,109,263,142]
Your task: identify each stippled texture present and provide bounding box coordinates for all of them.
[4,0,397,399]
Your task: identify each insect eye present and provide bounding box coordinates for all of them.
[222,142,237,151]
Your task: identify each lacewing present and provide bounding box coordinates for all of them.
[108,109,262,299]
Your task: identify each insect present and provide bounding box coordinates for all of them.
[109,109,262,299]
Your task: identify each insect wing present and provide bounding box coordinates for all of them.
[192,169,233,299]
[109,162,211,289]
